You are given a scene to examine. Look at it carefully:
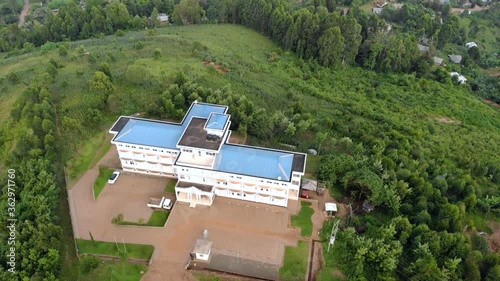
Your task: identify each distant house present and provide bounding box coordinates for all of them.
[433,56,444,66]
[439,0,450,4]
[465,42,477,48]
[448,54,463,64]
[157,13,169,24]
[51,9,59,16]
[418,44,429,52]
[362,200,375,212]
[372,7,383,14]
[450,72,467,84]
[375,1,388,8]
[463,0,472,7]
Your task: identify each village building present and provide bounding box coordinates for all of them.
[448,54,463,64]
[109,102,307,208]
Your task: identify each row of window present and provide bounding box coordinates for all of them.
[117,144,178,154]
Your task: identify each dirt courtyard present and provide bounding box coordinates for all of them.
[68,148,302,280]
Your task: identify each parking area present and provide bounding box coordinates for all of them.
[68,148,303,281]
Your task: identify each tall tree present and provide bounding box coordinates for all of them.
[173,0,204,24]
[318,26,345,66]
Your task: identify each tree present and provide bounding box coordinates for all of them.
[468,46,480,62]
[318,26,345,66]
[88,71,114,97]
[207,0,220,22]
[173,0,204,25]
[151,7,159,27]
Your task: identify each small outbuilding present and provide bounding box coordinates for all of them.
[465,42,477,48]
[192,239,213,261]
[301,178,317,192]
[433,56,444,66]
[308,148,318,155]
[448,54,463,64]
[362,200,375,212]
[417,44,429,52]
[450,72,467,84]
[372,7,383,14]
[325,202,338,216]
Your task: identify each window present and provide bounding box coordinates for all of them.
[130,161,134,165]
[126,145,130,148]
[139,147,143,150]
[237,176,242,179]
[132,146,136,148]
[153,149,157,152]
[118,144,122,147]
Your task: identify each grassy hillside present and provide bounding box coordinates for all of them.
[0,24,498,280]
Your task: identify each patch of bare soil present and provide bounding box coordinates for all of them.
[484,99,500,107]
[486,221,500,253]
[228,133,246,144]
[18,0,30,27]
[203,61,229,74]
[311,241,324,281]
[452,5,490,14]
[434,116,461,124]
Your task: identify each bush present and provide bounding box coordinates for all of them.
[135,41,145,50]
[153,48,162,60]
[7,72,20,84]
[80,255,101,274]
[115,29,125,37]
[111,214,124,224]
[58,45,68,57]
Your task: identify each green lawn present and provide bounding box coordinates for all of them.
[93,166,114,199]
[279,241,309,281]
[117,211,169,227]
[71,260,147,281]
[305,155,320,177]
[76,239,154,260]
[292,201,314,237]
[67,130,113,181]
[164,180,177,193]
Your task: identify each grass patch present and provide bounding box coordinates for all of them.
[76,239,154,260]
[292,201,314,237]
[67,130,112,181]
[113,211,169,227]
[72,259,147,281]
[164,180,177,193]
[305,155,320,177]
[279,241,309,281]
[93,166,114,199]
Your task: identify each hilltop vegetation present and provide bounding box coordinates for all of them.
[0,0,499,280]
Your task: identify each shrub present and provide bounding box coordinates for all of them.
[80,255,101,274]
[58,45,68,57]
[115,29,125,37]
[135,41,145,50]
[111,214,124,224]
[41,42,57,54]
[153,48,162,60]
[7,72,20,84]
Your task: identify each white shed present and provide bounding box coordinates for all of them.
[193,239,213,261]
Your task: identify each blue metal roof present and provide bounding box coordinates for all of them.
[114,119,183,149]
[214,145,294,181]
[182,103,227,127]
[112,103,228,149]
[205,113,229,130]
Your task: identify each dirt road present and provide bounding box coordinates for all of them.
[18,0,30,27]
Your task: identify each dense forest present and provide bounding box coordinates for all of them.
[0,0,499,280]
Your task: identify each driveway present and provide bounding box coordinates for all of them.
[68,149,301,281]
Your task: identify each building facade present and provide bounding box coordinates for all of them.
[109,102,306,207]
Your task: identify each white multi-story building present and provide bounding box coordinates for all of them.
[109,102,306,207]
